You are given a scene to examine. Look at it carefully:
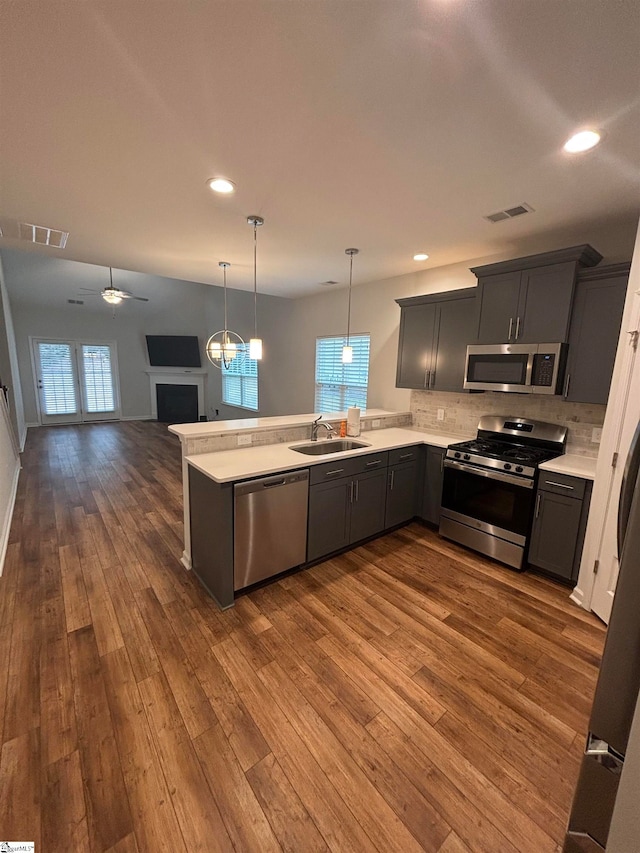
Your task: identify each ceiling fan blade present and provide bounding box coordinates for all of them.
[78,288,100,293]
[131,296,150,302]
[118,291,149,302]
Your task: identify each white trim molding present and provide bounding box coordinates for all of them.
[146,369,207,421]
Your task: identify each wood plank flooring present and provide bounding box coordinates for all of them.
[0,421,606,852]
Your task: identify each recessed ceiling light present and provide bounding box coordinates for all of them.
[413,253,429,261]
[207,177,236,194]
[563,130,601,154]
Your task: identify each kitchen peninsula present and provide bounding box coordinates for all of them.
[170,409,468,608]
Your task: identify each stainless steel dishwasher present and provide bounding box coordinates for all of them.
[234,469,309,590]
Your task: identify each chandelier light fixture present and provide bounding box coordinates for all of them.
[247,215,264,360]
[206,261,245,369]
[342,248,359,364]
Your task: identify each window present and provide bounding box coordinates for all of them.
[82,345,116,412]
[315,334,370,412]
[222,345,258,411]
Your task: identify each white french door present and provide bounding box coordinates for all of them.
[32,338,121,425]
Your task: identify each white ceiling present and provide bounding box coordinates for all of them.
[1,1,639,297]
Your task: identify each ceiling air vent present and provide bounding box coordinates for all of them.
[320,280,339,287]
[67,299,84,305]
[484,203,534,224]
[18,221,69,248]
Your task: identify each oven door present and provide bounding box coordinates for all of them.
[440,459,535,568]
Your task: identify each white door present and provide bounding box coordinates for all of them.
[33,338,120,425]
[588,291,640,624]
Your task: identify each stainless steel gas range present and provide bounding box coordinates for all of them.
[439,415,567,570]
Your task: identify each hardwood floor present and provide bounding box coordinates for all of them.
[0,421,606,852]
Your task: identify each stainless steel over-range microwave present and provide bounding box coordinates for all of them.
[464,342,567,394]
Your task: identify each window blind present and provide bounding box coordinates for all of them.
[315,334,370,413]
[222,345,258,411]
[82,345,115,412]
[38,342,78,415]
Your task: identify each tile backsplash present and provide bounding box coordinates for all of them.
[411,390,605,457]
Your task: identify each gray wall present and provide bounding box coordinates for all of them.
[1,249,292,423]
[0,255,26,446]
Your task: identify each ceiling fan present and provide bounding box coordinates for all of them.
[79,268,149,305]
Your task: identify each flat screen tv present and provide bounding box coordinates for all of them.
[146,335,201,368]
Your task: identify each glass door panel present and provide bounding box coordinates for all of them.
[34,340,81,425]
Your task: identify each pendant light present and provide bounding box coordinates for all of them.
[206,262,245,369]
[342,248,359,364]
[247,215,264,360]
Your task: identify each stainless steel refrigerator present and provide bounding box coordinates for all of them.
[564,422,640,852]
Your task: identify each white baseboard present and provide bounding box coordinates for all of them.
[19,424,28,451]
[0,460,21,577]
[181,551,192,571]
[120,415,154,421]
[570,586,586,609]
[25,421,40,429]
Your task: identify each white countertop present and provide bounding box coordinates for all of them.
[186,427,469,483]
[169,408,409,439]
[539,454,597,480]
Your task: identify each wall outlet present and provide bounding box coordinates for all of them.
[591,427,602,444]
[437,408,445,422]
[237,434,252,446]
[372,419,381,428]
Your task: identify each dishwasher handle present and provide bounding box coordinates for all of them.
[234,470,309,497]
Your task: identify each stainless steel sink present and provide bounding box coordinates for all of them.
[290,439,371,455]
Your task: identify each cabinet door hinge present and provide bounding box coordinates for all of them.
[593,560,600,575]
[612,452,619,469]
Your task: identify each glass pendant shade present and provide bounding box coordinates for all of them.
[341,345,353,364]
[249,337,263,360]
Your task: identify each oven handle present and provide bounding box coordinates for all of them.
[443,459,534,489]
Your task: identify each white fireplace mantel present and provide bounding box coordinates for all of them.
[146,369,207,420]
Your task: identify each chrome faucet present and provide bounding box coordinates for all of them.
[310,415,336,441]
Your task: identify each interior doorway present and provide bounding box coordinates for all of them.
[31,338,121,425]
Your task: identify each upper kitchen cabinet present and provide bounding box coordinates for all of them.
[563,263,630,405]
[471,245,603,344]
[396,288,476,391]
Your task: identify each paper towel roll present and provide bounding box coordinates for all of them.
[347,406,361,437]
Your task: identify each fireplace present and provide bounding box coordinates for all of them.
[146,370,206,422]
[156,384,198,423]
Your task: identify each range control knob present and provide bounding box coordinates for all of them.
[515,466,524,473]
[504,463,512,471]
[454,452,461,459]
[463,454,471,461]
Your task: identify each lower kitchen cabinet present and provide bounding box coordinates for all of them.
[385,454,420,528]
[307,467,387,562]
[307,477,351,562]
[528,472,592,583]
[420,445,445,526]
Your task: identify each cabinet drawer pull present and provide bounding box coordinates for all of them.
[399,452,413,460]
[349,480,354,502]
[430,370,435,388]
[424,369,430,389]
[515,316,521,340]
[545,480,574,490]
[366,459,383,467]
[508,317,513,340]
[325,468,345,477]
[535,493,541,518]
[563,373,571,398]
[389,470,395,490]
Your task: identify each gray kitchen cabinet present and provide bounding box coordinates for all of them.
[471,245,602,344]
[307,477,351,562]
[396,288,476,391]
[563,263,629,405]
[420,445,445,526]
[395,302,437,389]
[385,449,420,528]
[528,471,592,583]
[350,469,388,543]
[307,454,388,562]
